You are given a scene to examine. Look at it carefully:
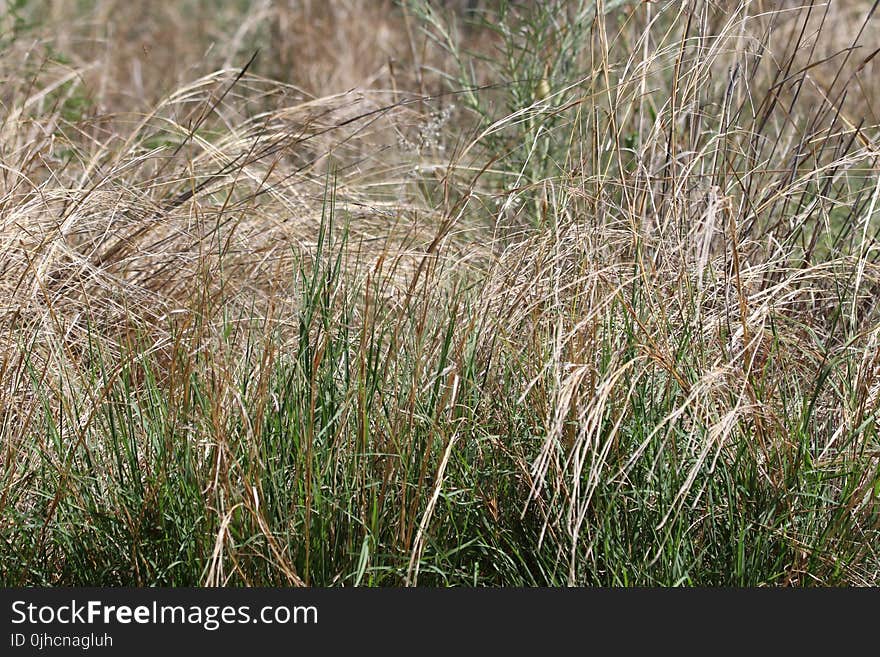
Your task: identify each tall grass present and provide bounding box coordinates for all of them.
[1,0,878,585]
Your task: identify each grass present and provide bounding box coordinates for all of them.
[1,0,879,586]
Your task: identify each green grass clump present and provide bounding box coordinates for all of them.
[1,0,878,586]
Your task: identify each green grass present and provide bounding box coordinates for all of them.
[1,0,879,586]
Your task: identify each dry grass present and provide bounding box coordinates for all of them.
[0,0,878,586]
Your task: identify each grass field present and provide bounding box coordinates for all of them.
[1,0,878,586]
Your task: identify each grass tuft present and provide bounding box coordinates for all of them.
[1,0,878,586]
